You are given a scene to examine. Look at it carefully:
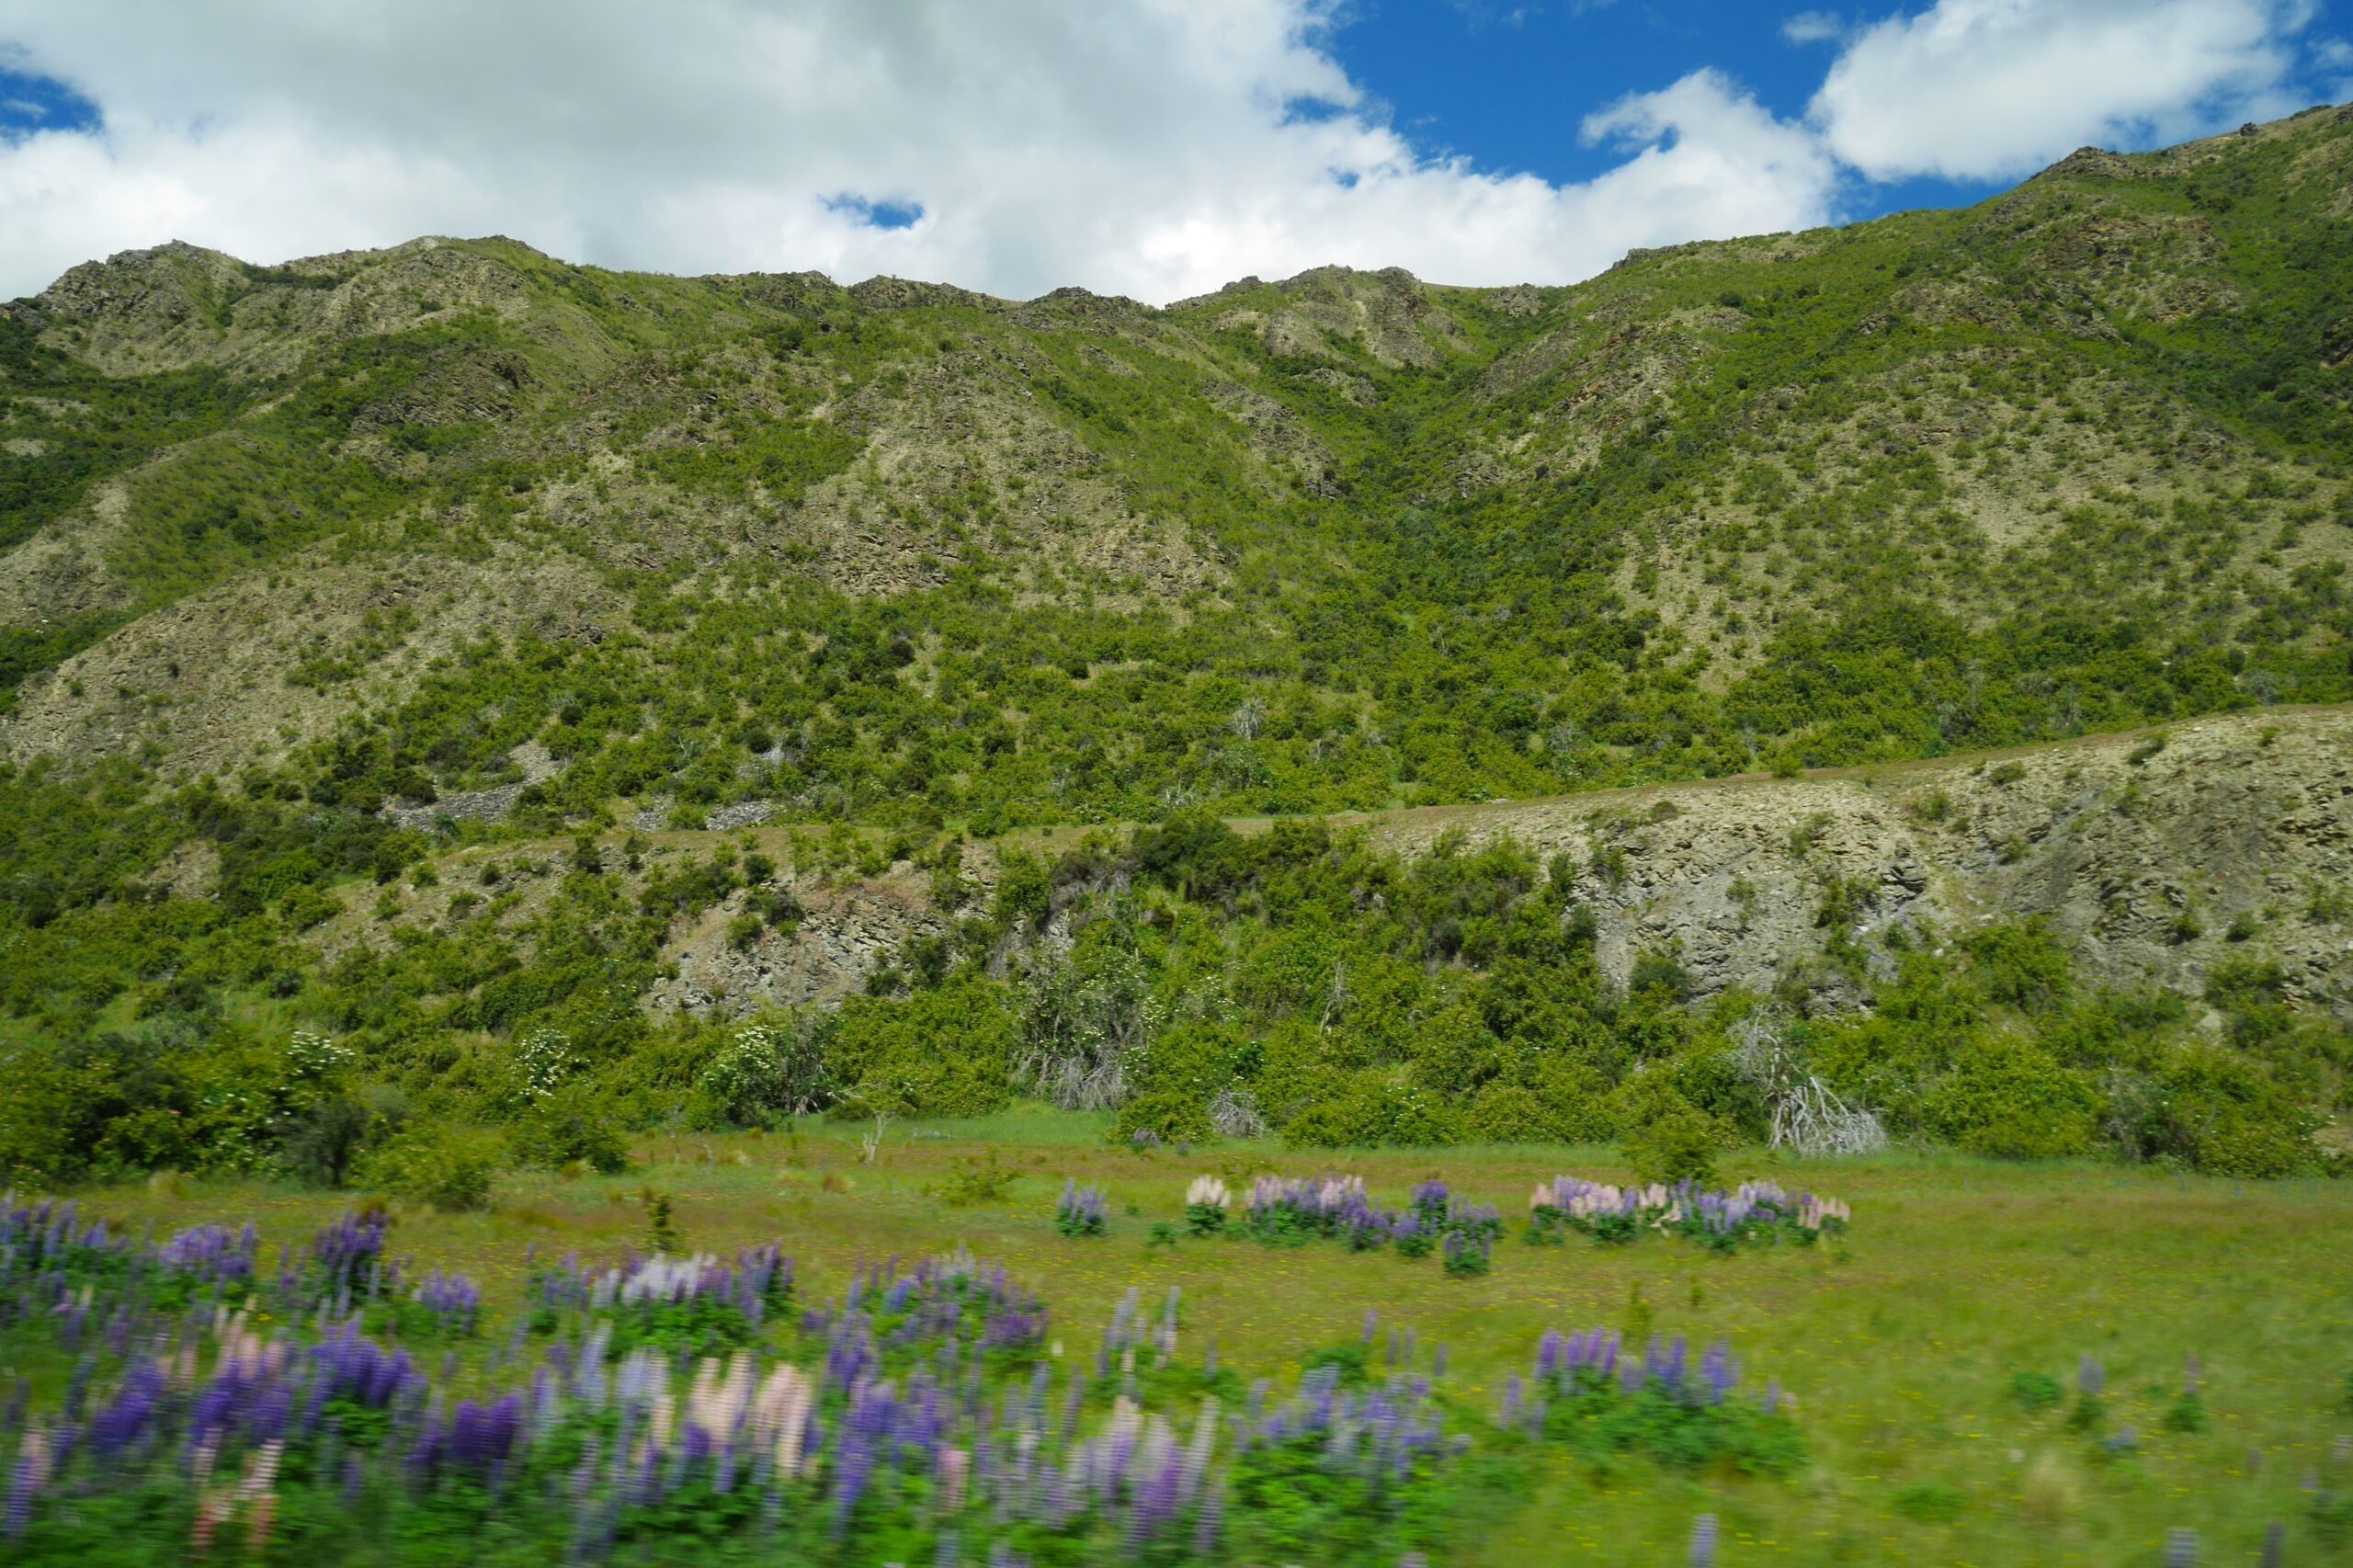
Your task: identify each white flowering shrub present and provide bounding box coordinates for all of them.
[516,1026,577,1102]
[286,1028,354,1079]
[697,1018,834,1125]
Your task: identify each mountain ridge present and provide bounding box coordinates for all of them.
[6,97,2349,809]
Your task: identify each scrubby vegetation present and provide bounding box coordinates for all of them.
[2,111,2351,1191]
[2,809,2343,1191]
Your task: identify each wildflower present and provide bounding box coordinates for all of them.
[1183,1176,1230,1236]
[1690,1512,1719,1567]
[1055,1181,1108,1239]
[410,1269,483,1337]
[1441,1229,1491,1278]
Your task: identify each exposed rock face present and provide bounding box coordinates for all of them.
[318,708,2352,1028]
[1358,708,2353,1018]
[646,875,948,1017]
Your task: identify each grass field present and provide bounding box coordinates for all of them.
[17,1108,2351,1565]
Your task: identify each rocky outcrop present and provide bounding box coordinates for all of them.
[1357,707,2353,1018]
[323,709,2353,1028]
[645,875,948,1017]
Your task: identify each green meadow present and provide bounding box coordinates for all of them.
[17,1112,2352,1566]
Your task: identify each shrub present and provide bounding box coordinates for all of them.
[1922,1038,2097,1159]
[357,1123,503,1211]
[1463,1081,1559,1142]
[698,1016,832,1125]
[2010,1370,2063,1410]
[511,1085,631,1174]
[830,979,1017,1119]
[1623,1107,1725,1187]
[1117,1088,1215,1146]
[278,1093,385,1187]
[2154,1045,2321,1176]
[1282,1089,1381,1149]
[923,1149,1020,1206]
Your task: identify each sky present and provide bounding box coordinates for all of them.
[0,0,2347,306]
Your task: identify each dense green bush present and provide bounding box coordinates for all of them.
[2148,1044,2323,1177]
[358,1122,505,1210]
[1922,1037,2100,1160]
[510,1084,633,1174]
[1116,1088,1216,1145]
[828,978,1019,1119]
[1623,1107,1730,1187]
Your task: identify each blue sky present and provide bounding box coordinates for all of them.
[0,56,96,138]
[1323,0,2347,222]
[0,1,2347,303]
[1325,2,1979,216]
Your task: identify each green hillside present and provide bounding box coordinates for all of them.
[1,106,2348,1186]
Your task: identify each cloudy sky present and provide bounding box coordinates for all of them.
[0,0,2345,304]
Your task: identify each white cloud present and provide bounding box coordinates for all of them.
[1811,0,2314,182]
[1576,70,1841,251]
[0,0,1840,305]
[0,0,2329,306]
[1781,12,1849,45]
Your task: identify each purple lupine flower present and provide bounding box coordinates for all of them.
[1690,1512,1719,1567]
[447,1393,523,1480]
[291,1210,395,1312]
[5,1448,38,1539]
[410,1269,482,1338]
[2079,1356,2106,1399]
[159,1224,259,1288]
[2165,1528,2200,1568]
[1054,1181,1109,1238]
[1440,1228,1491,1277]
[1699,1342,1738,1405]
[1191,1482,1223,1555]
[309,1324,423,1415]
[86,1359,166,1460]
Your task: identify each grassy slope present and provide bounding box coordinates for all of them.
[1,108,2348,830]
[50,1113,2353,1566]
